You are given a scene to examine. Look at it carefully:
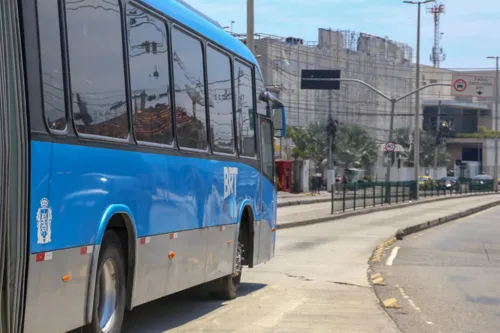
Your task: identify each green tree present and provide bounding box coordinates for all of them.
[285,126,310,160]
[285,121,378,170]
[334,124,378,169]
[393,127,452,167]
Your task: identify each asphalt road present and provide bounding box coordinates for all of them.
[372,206,500,333]
[116,196,500,333]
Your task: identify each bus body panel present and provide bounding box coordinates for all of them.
[24,139,270,332]
[256,175,276,265]
[29,141,260,254]
[24,249,91,333]
[21,0,281,331]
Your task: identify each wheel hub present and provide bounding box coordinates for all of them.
[98,258,118,333]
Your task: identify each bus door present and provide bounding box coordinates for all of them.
[0,0,30,331]
[256,116,275,264]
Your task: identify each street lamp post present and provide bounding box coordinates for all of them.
[404,0,434,200]
[487,56,499,192]
[247,0,254,54]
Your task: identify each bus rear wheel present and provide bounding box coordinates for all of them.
[84,230,126,333]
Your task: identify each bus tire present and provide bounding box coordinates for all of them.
[84,230,126,333]
[212,236,244,300]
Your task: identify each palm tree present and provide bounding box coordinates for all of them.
[393,127,451,167]
[334,124,378,169]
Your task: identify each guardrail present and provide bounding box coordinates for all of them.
[329,178,496,214]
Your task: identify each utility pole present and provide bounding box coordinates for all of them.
[385,101,396,183]
[302,77,449,201]
[327,91,334,189]
[433,99,442,179]
[246,0,254,54]
[404,0,435,200]
[487,56,499,192]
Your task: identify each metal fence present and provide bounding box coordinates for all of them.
[330,178,496,214]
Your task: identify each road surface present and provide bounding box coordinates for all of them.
[372,206,500,333]
[119,196,499,333]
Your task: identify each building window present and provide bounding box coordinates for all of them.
[206,46,235,154]
[234,60,256,157]
[172,27,208,150]
[65,0,128,139]
[37,0,66,131]
[255,70,267,116]
[127,5,172,145]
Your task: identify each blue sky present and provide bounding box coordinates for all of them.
[186,0,500,70]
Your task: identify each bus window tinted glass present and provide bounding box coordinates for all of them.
[234,61,256,157]
[37,0,66,130]
[65,0,128,139]
[255,71,267,116]
[260,117,274,180]
[172,28,208,150]
[127,6,172,144]
[206,46,234,154]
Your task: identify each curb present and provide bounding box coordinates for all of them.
[395,199,500,240]
[278,197,331,208]
[367,199,500,314]
[276,193,499,230]
[369,237,398,263]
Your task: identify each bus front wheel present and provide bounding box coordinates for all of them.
[211,234,244,300]
[85,230,126,333]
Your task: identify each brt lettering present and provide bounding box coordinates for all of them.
[224,167,238,199]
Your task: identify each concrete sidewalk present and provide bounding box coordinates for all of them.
[277,192,499,229]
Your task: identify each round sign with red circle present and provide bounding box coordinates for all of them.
[453,79,467,92]
[384,141,396,152]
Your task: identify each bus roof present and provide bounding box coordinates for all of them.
[144,0,258,66]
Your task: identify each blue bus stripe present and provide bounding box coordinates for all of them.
[29,140,273,253]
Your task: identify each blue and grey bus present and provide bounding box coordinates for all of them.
[0,0,286,332]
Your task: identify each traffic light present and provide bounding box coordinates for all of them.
[151,41,158,54]
[326,118,339,153]
[435,120,450,146]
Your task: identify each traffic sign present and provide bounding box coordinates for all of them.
[451,74,495,98]
[384,141,396,152]
[301,69,341,90]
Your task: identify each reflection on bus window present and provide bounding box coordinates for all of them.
[234,61,256,157]
[65,0,128,139]
[172,27,208,150]
[127,5,173,144]
[206,46,235,154]
[37,0,66,130]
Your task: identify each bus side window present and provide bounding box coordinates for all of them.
[233,60,256,157]
[206,46,235,154]
[255,70,267,116]
[126,5,173,145]
[37,0,67,131]
[171,27,208,150]
[65,0,128,139]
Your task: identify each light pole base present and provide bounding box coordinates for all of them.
[326,169,335,192]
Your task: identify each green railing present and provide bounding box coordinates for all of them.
[329,178,495,214]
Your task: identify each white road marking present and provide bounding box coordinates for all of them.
[386,246,400,266]
[396,285,434,326]
[396,285,420,312]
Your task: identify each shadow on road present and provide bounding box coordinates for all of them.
[122,282,267,332]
